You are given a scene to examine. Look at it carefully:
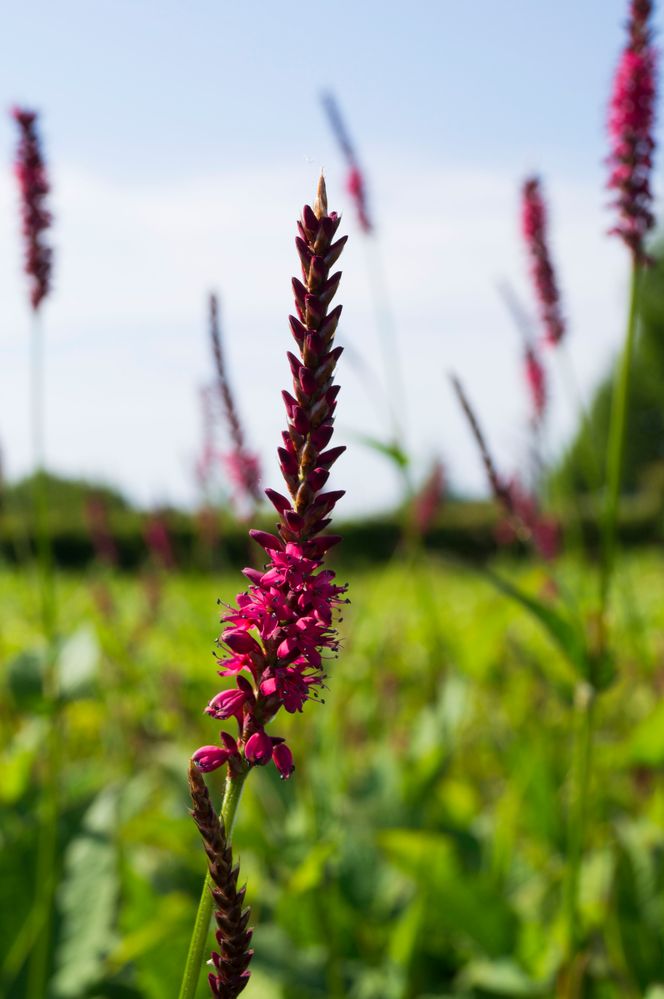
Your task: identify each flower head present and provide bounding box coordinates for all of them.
[521,177,565,346]
[11,107,53,312]
[193,176,348,781]
[607,0,657,262]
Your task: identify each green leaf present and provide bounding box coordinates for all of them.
[483,568,588,679]
[57,626,100,700]
[458,959,548,995]
[52,788,120,997]
[356,434,410,470]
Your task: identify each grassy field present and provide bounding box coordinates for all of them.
[2,551,664,998]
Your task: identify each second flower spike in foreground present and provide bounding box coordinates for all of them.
[193,175,348,780]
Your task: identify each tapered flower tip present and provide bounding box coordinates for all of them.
[314,173,328,220]
[192,745,230,772]
[245,729,272,765]
[10,105,36,126]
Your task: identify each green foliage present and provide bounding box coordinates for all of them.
[2,555,664,996]
[553,248,664,499]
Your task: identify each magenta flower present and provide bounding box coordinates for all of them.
[193,176,348,782]
[11,107,53,312]
[521,177,565,347]
[524,343,547,423]
[607,0,657,262]
[208,294,262,512]
[322,93,373,233]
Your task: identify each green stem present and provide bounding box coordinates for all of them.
[600,262,641,617]
[26,310,60,999]
[178,770,248,999]
[564,682,595,959]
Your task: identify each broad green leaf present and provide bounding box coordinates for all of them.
[52,788,120,997]
[57,625,100,700]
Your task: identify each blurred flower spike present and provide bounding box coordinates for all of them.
[193,176,349,781]
[322,92,373,233]
[607,0,657,262]
[11,106,53,312]
[209,293,262,512]
[521,176,565,347]
[524,343,547,424]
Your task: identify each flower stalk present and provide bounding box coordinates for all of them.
[179,766,250,999]
[182,175,348,997]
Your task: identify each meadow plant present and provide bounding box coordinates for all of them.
[179,175,348,998]
[455,2,658,983]
[603,0,658,608]
[12,107,53,313]
[451,375,559,561]
[209,293,262,515]
[321,92,372,233]
[11,105,58,999]
[521,176,565,348]
[321,92,411,495]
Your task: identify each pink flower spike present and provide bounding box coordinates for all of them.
[192,745,231,773]
[521,177,566,347]
[245,730,273,765]
[272,742,295,780]
[607,0,657,262]
[11,106,53,312]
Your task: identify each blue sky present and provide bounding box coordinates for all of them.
[0,1,658,513]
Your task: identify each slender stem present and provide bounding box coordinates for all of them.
[564,683,595,959]
[362,240,408,455]
[600,262,641,617]
[178,770,248,999]
[27,310,60,999]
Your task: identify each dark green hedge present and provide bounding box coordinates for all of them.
[2,494,663,571]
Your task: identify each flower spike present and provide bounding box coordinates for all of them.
[11,107,53,312]
[193,176,348,783]
[521,177,565,347]
[607,0,657,262]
